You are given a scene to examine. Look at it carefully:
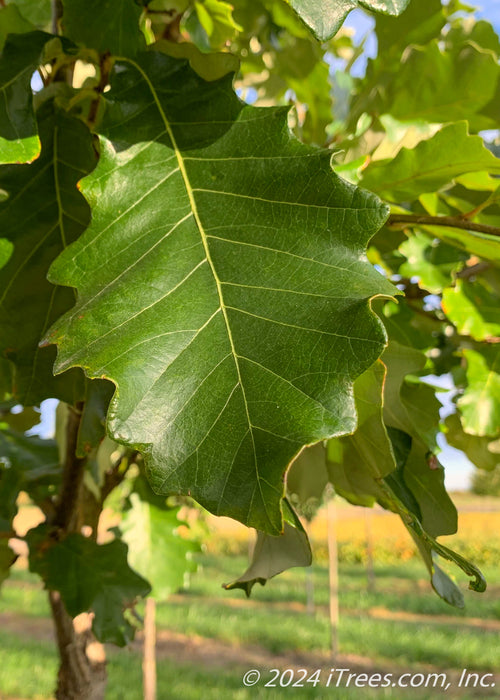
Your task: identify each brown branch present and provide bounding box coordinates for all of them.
[51,0,62,35]
[53,402,86,533]
[387,214,500,238]
[456,262,491,279]
[87,53,112,130]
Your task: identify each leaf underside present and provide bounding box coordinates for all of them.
[46,51,394,534]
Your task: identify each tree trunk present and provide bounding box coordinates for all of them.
[49,403,109,699]
[49,592,107,700]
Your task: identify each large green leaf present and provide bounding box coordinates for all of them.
[361,122,500,203]
[121,491,199,600]
[442,278,500,342]
[287,0,411,41]
[45,51,394,534]
[0,102,97,404]
[61,0,145,57]
[0,31,51,163]
[27,526,151,645]
[458,348,500,438]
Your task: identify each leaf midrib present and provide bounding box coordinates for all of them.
[119,57,270,527]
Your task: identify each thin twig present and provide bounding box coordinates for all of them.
[51,0,62,35]
[456,262,491,279]
[387,214,500,238]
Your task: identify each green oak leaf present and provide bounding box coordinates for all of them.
[0,102,97,404]
[61,0,145,57]
[444,413,500,472]
[386,41,499,126]
[458,348,500,438]
[442,278,500,342]
[361,122,500,203]
[224,499,311,596]
[326,362,476,604]
[382,341,441,451]
[122,492,199,600]
[184,0,243,52]
[398,232,467,295]
[27,526,151,646]
[0,31,52,163]
[286,0,411,41]
[45,51,394,534]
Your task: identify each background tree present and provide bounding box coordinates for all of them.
[0,0,499,698]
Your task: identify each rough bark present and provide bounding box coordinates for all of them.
[48,403,108,700]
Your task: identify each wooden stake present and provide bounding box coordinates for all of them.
[364,508,376,593]
[143,597,157,700]
[326,488,339,656]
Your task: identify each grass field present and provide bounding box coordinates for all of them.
[0,497,499,699]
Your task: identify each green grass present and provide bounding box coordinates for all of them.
[0,630,492,700]
[0,555,499,699]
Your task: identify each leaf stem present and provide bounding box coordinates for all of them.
[387,214,500,237]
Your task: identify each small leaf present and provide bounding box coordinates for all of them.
[442,278,500,342]
[122,492,200,600]
[444,413,500,472]
[223,499,311,596]
[27,526,151,646]
[398,232,467,295]
[186,0,242,51]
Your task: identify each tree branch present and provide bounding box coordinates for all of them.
[387,214,500,238]
[54,402,87,533]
